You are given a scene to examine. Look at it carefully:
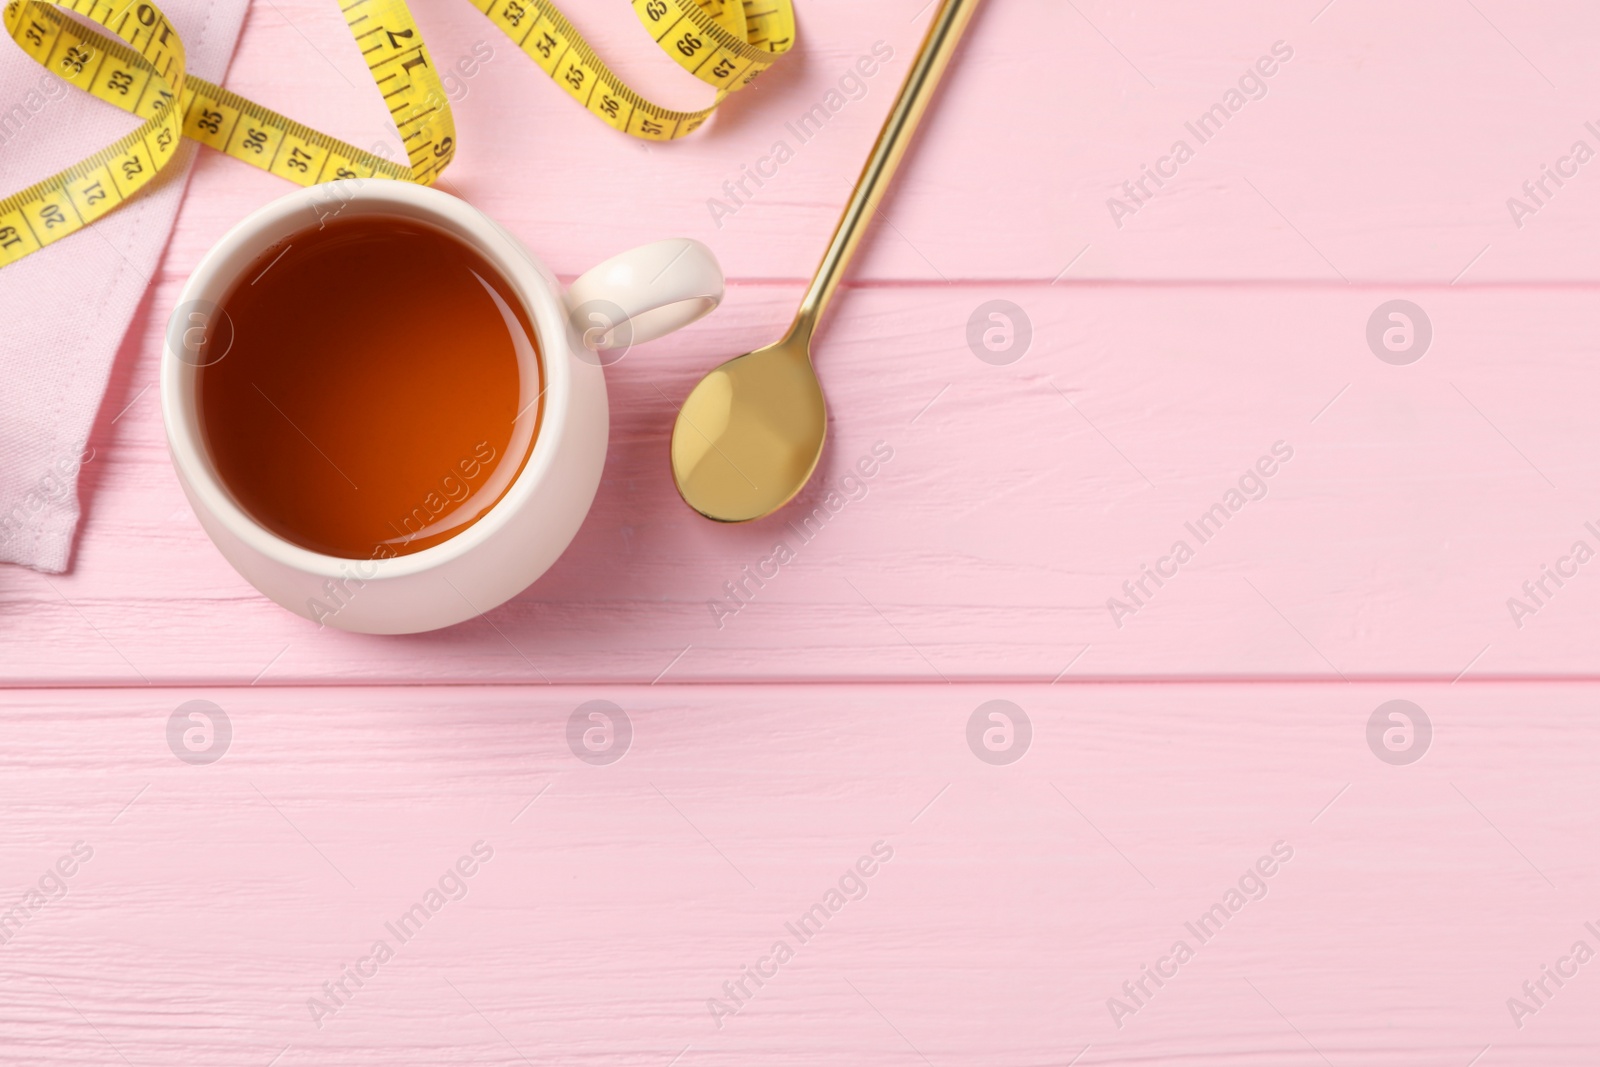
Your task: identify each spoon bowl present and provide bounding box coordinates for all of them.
[669,0,980,522]
[671,332,826,522]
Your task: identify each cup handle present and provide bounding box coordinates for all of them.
[566,238,724,352]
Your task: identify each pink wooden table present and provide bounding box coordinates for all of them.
[6,0,1600,1062]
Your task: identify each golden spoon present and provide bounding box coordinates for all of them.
[670,0,984,522]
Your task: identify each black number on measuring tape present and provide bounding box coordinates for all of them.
[286,147,314,172]
[106,69,134,94]
[150,89,172,111]
[434,136,453,158]
[563,63,584,90]
[675,30,702,56]
[643,0,666,19]
[156,128,173,150]
[533,31,556,58]
[121,154,144,178]
[61,45,92,73]
[501,0,524,26]
[40,204,66,228]
[710,57,734,79]
[0,226,21,249]
[598,94,620,118]
[23,20,44,45]
[82,181,107,204]
[335,167,358,179]
[135,4,154,25]
[242,128,268,153]
[384,27,413,49]
[197,108,222,133]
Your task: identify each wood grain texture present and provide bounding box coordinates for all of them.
[9,0,1600,682]
[6,281,1600,683]
[0,684,1594,1065]
[8,0,1600,1062]
[100,0,1600,285]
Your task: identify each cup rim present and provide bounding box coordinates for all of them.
[160,180,571,580]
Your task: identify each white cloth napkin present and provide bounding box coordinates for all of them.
[0,0,248,572]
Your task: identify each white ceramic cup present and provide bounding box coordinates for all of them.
[161,179,722,634]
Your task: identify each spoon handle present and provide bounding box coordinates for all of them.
[790,0,983,342]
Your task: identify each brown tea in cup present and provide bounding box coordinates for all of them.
[198,215,544,559]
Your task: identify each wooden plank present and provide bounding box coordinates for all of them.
[7,282,1600,684]
[0,682,1592,1063]
[198,0,1600,283]
[8,4,1600,1064]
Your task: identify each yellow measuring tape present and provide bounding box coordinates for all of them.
[0,0,794,267]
